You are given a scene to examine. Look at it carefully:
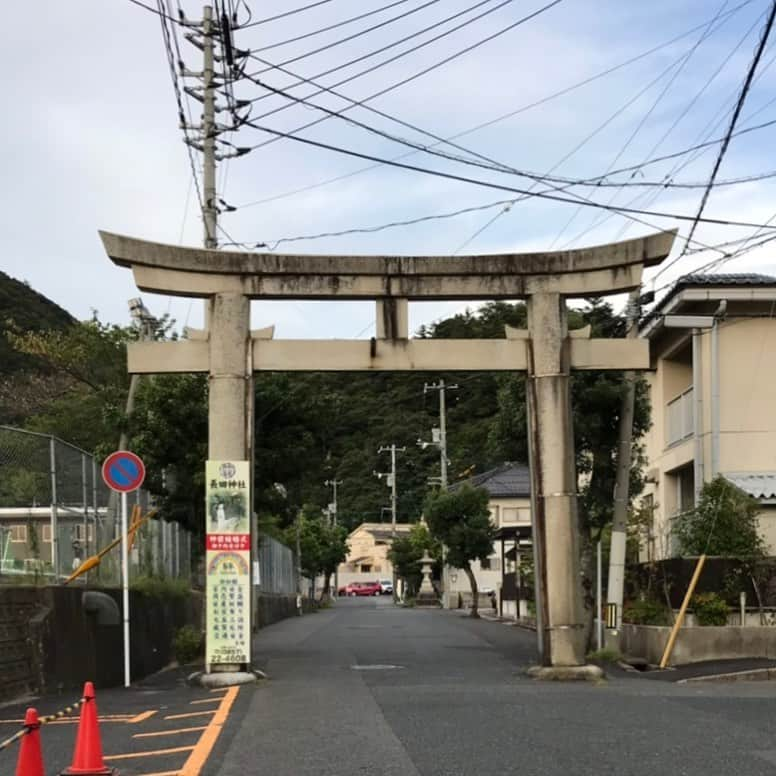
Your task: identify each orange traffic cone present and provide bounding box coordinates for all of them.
[60,683,115,775]
[16,708,44,776]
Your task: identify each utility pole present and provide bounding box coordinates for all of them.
[605,290,640,640]
[325,478,342,598]
[324,479,342,526]
[202,5,217,251]
[295,512,303,616]
[376,445,405,535]
[180,5,249,325]
[419,380,457,608]
[376,446,404,603]
[419,380,458,488]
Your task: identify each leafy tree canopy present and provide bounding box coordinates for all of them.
[674,476,765,557]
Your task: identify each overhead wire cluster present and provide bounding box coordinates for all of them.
[135,0,776,303]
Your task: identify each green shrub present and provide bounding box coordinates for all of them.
[586,648,622,663]
[693,592,729,626]
[173,625,202,665]
[131,575,189,599]
[623,598,671,626]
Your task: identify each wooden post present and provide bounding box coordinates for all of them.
[659,554,706,668]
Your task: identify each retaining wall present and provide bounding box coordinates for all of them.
[621,623,776,666]
[0,586,202,700]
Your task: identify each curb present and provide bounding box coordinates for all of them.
[679,667,776,683]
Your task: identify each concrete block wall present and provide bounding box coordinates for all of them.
[621,623,776,666]
[0,586,203,700]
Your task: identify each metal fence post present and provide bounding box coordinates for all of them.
[49,436,58,577]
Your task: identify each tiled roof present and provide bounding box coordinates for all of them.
[450,463,531,498]
[725,473,776,500]
[641,273,776,331]
[674,273,776,288]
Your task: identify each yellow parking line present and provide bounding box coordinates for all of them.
[130,710,158,723]
[164,710,216,721]
[190,697,222,705]
[134,726,208,739]
[178,686,239,776]
[104,745,195,761]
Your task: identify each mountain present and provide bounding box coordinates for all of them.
[0,270,75,422]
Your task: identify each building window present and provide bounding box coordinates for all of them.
[73,524,94,542]
[361,564,372,573]
[10,525,27,543]
[502,508,519,523]
[481,557,501,571]
[42,525,52,542]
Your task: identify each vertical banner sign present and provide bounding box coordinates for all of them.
[206,460,251,665]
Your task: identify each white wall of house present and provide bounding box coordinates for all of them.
[642,303,776,560]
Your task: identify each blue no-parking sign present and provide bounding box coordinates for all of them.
[102,450,146,493]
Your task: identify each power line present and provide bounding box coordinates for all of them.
[558,4,770,253]
[236,0,337,29]
[236,118,776,230]
[248,0,445,77]
[219,157,776,251]
[244,48,776,194]
[679,0,776,261]
[220,199,516,249]
[548,0,734,249]
[233,1,757,209]
[242,0,506,111]
[156,0,204,215]
[454,0,750,253]
[252,0,413,52]
[242,0,565,151]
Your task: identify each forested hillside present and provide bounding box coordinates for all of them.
[0,270,75,424]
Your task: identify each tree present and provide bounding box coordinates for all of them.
[674,476,765,557]
[286,507,348,600]
[424,484,495,617]
[388,523,441,596]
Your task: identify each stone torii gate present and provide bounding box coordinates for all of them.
[100,228,675,671]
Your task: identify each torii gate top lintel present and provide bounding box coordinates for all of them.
[99,229,676,300]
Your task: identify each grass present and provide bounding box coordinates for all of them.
[586,648,622,663]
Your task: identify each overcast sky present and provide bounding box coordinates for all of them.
[4,0,776,337]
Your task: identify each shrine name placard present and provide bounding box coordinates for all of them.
[205,460,250,665]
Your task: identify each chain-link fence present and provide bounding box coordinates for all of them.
[256,534,296,595]
[0,426,193,584]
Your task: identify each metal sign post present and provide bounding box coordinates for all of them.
[102,450,146,689]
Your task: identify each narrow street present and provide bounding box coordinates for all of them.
[211,598,776,776]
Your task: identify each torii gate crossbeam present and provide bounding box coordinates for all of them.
[100,229,675,673]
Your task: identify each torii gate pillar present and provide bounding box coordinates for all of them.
[208,292,251,460]
[526,292,584,665]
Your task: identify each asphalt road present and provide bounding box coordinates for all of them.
[5,599,776,775]
[215,597,776,776]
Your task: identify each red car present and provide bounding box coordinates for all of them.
[342,581,381,597]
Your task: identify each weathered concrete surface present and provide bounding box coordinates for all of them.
[127,337,651,374]
[526,664,604,681]
[622,623,776,666]
[209,291,250,460]
[99,230,676,299]
[526,293,585,666]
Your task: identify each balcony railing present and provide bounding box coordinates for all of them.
[666,387,694,446]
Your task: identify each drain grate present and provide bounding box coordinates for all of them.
[350,664,404,671]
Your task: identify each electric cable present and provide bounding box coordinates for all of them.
[679,0,776,261]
